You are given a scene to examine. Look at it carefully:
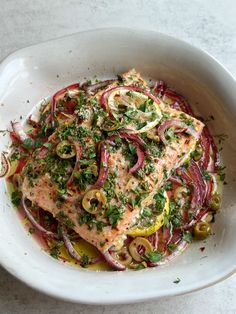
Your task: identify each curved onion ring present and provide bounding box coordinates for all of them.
[22,197,57,238]
[82,80,115,95]
[162,88,195,116]
[129,144,145,174]
[158,119,200,145]
[152,80,166,97]
[49,83,80,127]
[91,142,109,189]
[148,240,188,267]
[61,226,102,265]
[103,250,126,271]
[100,85,161,112]
[61,226,82,262]
[200,127,219,172]
[11,122,30,143]
[176,167,201,221]
[107,131,146,151]
[0,153,9,178]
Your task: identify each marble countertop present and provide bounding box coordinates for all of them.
[1,0,236,313]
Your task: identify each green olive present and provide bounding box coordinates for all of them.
[129,237,153,262]
[209,193,221,212]
[192,143,203,161]
[82,189,107,214]
[56,140,76,159]
[194,221,212,240]
[12,173,23,191]
[111,248,133,266]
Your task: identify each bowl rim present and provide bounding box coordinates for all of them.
[0,27,236,304]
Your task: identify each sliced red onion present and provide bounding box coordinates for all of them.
[200,127,219,172]
[107,131,146,151]
[100,85,161,112]
[11,122,30,143]
[103,250,126,271]
[176,167,201,221]
[15,158,27,174]
[91,142,109,189]
[0,153,9,178]
[82,80,115,95]
[22,197,57,238]
[162,89,195,116]
[148,240,188,267]
[147,231,159,251]
[129,144,145,174]
[61,226,82,263]
[188,161,206,204]
[152,80,166,97]
[169,176,182,185]
[49,83,80,127]
[157,119,200,145]
[61,226,102,265]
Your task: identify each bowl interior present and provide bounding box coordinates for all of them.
[0,28,236,304]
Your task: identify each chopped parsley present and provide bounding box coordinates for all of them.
[182,231,193,243]
[143,251,162,263]
[105,204,124,227]
[11,191,22,207]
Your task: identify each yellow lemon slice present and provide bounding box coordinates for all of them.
[127,190,169,237]
[107,89,162,133]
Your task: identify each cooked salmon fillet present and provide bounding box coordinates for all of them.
[22,69,204,253]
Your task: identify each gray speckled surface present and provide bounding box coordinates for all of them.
[1,0,236,313]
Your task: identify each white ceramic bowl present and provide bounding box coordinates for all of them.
[0,28,236,304]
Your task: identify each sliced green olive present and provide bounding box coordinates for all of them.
[194,221,212,240]
[209,193,221,212]
[12,173,23,191]
[82,189,107,214]
[128,237,153,262]
[56,140,76,159]
[192,143,203,161]
[111,248,133,266]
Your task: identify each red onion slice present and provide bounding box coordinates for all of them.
[61,226,82,263]
[200,127,219,172]
[90,142,109,189]
[103,250,126,271]
[107,131,146,151]
[152,80,167,97]
[162,89,195,116]
[100,85,161,112]
[148,240,188,267]
[22,197,57,238]
[129,144,145,174]
[158,119,200,145]
[0,153,9,178]
[61,226,103,265]
[49,83,80,127]
[82,80,115,95]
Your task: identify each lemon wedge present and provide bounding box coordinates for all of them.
[107,89,162,133]
[127,190,170,237]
